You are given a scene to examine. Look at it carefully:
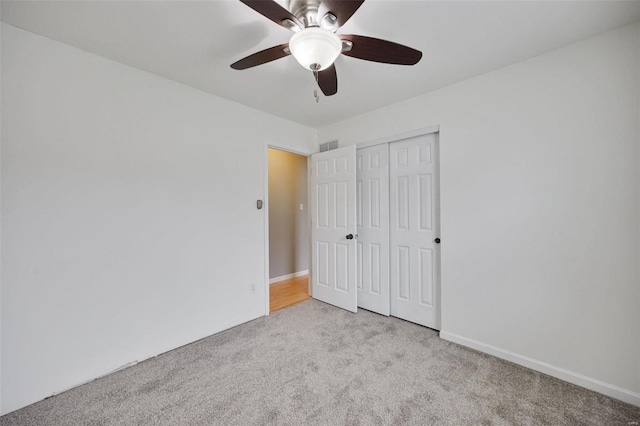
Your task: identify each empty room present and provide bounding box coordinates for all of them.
[1,0,639,424]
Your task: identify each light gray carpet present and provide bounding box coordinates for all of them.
[2,299,639,425]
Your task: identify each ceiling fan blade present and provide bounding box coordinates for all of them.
[230,43,291,70]
[239,0,303,31]
[317,64,338,96]
[318,0,364,28]
[340,35,422,65]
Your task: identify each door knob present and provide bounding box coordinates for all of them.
[346,234,354,240]
[434,238,441,244]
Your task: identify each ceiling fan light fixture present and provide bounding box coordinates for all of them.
[289,27,342,71]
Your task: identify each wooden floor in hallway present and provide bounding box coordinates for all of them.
[270,275,310,312]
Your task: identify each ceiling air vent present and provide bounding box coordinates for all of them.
[319,140,339,152]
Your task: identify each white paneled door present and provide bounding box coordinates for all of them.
[311,146,358,313]
[390,134,441,329]
[356,144,390,315]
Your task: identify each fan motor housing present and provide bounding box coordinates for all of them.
[288,0,321,27]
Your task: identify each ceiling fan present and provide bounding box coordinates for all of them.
[230,0,422,97]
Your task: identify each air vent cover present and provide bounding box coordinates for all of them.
[319,140,339,152]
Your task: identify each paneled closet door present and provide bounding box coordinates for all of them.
[356,144,390,315]
[389,133,441,329]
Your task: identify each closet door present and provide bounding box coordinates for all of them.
[389,134,440,329]
[356,144,390,315]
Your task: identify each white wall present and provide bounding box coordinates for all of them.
[319,23,640,404]
[0,23,316,414]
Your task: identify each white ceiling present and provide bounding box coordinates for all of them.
[3,1,640,128]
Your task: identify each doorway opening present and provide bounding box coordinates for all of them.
[267,147,310,312]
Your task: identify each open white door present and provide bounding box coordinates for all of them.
[310,146,358,313]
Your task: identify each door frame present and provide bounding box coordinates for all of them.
[355,125,440,150]
[263,143,313,315]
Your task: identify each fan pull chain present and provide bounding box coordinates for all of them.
[312,65,320,103]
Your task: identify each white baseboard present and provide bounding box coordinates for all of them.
[269,270,309,285]
[439,331,640,407]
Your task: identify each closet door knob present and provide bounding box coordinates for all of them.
[434,238,441,244]
[346,234,354,240]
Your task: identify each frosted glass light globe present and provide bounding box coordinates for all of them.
[289,27,342,71]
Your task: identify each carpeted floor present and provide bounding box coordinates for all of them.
[1,299,639,425]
